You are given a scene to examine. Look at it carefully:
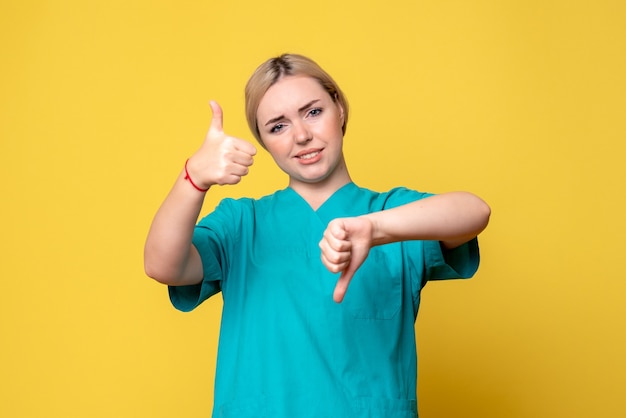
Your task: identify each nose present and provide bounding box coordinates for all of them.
[293,121,312,144]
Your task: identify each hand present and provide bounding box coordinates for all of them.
[186,101,257,188]
[319,217,374,303]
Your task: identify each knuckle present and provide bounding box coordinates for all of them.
[328,252,345,264]
[328,265,342,273]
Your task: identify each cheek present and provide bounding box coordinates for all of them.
[264,139,290,156]
[314,117,342,137]
[327,118,345,137]
[329,113,344,133]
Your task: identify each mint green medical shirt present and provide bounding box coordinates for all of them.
[169,183,479,418]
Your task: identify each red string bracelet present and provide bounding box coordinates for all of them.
[184,159,209,192]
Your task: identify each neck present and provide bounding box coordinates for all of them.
[289,164,352,211]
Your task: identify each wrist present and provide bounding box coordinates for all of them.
[364,212,392,247]
[183,159,209,192]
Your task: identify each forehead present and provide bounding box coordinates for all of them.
[257,75,328,118]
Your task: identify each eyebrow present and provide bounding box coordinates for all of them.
[263,99,321,126]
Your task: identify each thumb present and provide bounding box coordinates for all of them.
[209,100,224,133]
[333,269,354,303]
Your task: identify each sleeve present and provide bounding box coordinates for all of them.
[406,238,480,316]
[168,199,238,312]
[423,238,480,281]
[381,187,480,297]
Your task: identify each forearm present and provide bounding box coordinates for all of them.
[365,192,491,249]
[144,170,207,285]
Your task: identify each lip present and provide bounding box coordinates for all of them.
[294,148,323,158]
[293,148,324,164]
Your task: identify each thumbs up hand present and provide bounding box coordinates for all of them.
[186,101,258,189]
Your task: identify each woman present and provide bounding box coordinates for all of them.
[145,53,490,417]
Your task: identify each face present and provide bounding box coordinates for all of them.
[256,75,347,189]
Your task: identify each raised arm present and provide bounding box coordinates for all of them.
[144,101,257,286]
[319,192,491,302]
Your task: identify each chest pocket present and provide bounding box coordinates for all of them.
[341,246,403,320]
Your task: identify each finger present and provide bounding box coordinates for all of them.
[319,234,351,263]
[209,100,224,133]
[329,219,348,241]
[322,246,351,267]
[221,174,244,185]
[324,231,350,253]
[333,269,354,303]
[227,163,251,178]
[234,138,258,156]
[227,147,255,167]
[320,252,349,273]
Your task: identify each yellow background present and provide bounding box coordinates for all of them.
[2,1,625,417]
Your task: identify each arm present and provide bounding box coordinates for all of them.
[366,191,490,250]
[319,192,490,302]
[144,101,257,286]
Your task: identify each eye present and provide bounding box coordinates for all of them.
[270,123,285,134]
[308,108,322,117]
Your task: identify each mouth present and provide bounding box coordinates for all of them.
[295,149,322,160]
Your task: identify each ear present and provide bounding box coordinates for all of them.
[336,98,345,121]
[332,92,346,129]
[338,106,346,132]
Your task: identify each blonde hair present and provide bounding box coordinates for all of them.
[244,54,349,147]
